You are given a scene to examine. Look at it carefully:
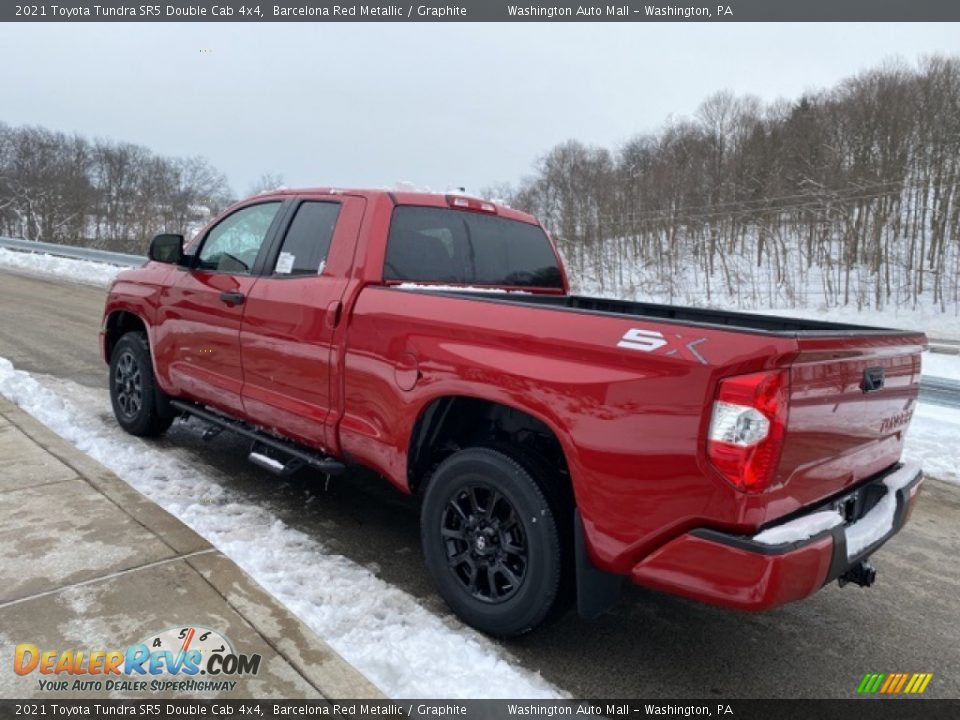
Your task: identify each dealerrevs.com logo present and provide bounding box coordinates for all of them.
[14,626,261,694]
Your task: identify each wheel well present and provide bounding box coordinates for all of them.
[408,396,573,499]
[105,311,148,362]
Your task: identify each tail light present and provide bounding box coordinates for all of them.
[446,195,497,213]
[707,369,790,493]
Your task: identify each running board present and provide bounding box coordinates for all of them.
[170,400,346,476]
[248,447,305,477]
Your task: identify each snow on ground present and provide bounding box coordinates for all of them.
[922,352,960,381]
[0,248,124,288]
[903,402,960,486]
[570,269,960,341]
[577,284,960,342]
[0,357,561,699]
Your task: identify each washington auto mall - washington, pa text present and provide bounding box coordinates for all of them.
[19,4,735,19]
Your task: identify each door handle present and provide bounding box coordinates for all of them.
[326,300,343,328]
[219,291,246,306]
[861,367,885,393]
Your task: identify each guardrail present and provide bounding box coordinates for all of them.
[0,236,145,267]
[928,338,960,356]
[919,376,960,409]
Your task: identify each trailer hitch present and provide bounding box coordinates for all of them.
[839,559,877,588]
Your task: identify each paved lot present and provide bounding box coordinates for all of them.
[1,269,959,698]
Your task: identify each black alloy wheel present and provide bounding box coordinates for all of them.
[421,446,567,637]
[441,483,528,603]
[113,348,143,420]
[108,332,174,437]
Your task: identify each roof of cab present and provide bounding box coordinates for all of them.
[249,187,541,225]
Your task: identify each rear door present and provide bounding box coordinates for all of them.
[155,200,285,416]
[239,195,366,450]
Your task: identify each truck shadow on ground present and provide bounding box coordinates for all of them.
[163,423,959,699]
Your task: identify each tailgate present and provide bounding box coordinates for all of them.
[772,332,926,509]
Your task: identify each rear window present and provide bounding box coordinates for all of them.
[383,206,563,288]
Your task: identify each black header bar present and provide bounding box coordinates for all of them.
[1,700,959,719]
[5,1,960,22]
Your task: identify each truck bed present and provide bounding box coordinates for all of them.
[422,290,918,337]
[382,284,925,530]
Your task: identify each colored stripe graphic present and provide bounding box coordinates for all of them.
[891,674,903,693]
[857,673,885,693]
[879,674,897,693]
[858,672,932,694]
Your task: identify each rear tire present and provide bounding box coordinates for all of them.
[109,332,173,437]
[420,446,565,637]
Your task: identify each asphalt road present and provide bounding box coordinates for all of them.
[1,269,959,699]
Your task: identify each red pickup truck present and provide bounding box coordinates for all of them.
[101,188,926,636]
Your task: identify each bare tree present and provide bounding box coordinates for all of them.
[0,124,233,252]
[505,56,960,315]
[246,172,285,196]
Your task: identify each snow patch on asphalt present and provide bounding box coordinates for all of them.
[0,357,561,699]
[0,248,124,287]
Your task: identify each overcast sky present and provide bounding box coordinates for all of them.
[2,22,960,196]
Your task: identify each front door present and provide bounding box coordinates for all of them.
[154,200,284,416]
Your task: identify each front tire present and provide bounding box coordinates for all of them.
[420,447,565,637]
[109,332,173,437]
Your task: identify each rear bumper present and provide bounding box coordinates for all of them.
[629,463,923,610]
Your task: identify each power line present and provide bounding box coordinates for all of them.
[592,178,913,221]
[539,178,959,229]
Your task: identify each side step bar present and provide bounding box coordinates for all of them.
[170,400,346,476]
[248,446,305,477]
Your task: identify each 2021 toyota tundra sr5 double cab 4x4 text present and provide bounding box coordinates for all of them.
[101,188,926,636]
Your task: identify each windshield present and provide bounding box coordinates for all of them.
[384,206,563,289]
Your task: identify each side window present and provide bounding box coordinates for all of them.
[272,201,341,276]
[196,202,282,273]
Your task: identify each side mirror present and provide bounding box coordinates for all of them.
[148,233,184,265]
